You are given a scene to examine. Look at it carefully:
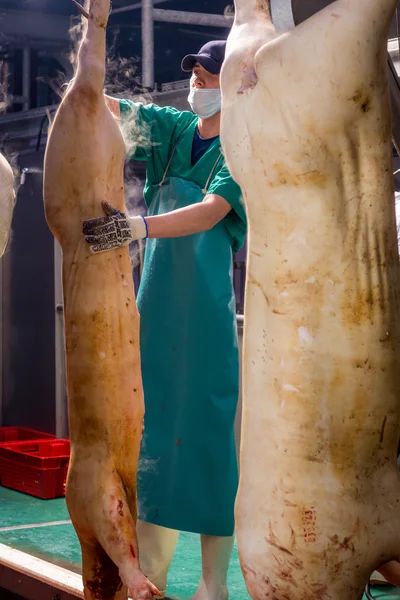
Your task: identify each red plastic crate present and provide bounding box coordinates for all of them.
[0,426,55,445]
[0,439,70,499]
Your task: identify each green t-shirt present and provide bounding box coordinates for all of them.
[119,99,247,253]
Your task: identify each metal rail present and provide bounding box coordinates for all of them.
[153,9,232,27]
[270,0,295,31]
[139,3,233,89]
[111,0,169,15]
[142,0,154,89]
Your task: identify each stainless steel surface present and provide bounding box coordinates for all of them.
[270,0,295,31]
[235,320,243,464]
[22,46,31,112]
[111,0,169,15]
[153,8,233,27]
[142,0,155,89]
[54,240,68,439]
[389,54,400,155]
[389,9,400,152]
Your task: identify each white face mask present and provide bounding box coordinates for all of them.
[188,88,221,119]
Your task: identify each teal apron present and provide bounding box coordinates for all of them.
[136,146,239,537]
[363,587,400,599]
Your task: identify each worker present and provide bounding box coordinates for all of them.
[82,40,247,600]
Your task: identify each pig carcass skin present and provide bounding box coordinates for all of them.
[220,1,400,598]
[0,153,15,256]
[43,1,159,598]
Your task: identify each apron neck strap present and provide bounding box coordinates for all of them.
[159,137,223,195]
[159,142,178,188]
[202,152,223,196]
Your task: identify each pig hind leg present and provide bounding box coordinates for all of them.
[81,539,128,600]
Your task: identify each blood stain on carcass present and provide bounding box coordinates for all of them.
[302,507,317,543]
[242,564,257,578]
[117,500,124,516]
[86,562,122,599]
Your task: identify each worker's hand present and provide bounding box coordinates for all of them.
[83,201,147,254]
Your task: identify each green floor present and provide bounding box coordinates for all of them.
[0,486,399,600]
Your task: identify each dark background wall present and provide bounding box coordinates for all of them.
[1,151,56,432]
[0,0,235,113]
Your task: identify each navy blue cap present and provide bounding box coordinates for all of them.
[181,40,226,75]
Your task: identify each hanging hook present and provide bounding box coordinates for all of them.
[72,0,89,19]
[72,0,113,18]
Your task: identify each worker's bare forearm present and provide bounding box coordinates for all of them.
[146,194,231,239]
[82,194,232,253]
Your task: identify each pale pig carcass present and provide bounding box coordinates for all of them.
[43,1,159,598]
[0,153,15,256]
[221,1,400,598]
